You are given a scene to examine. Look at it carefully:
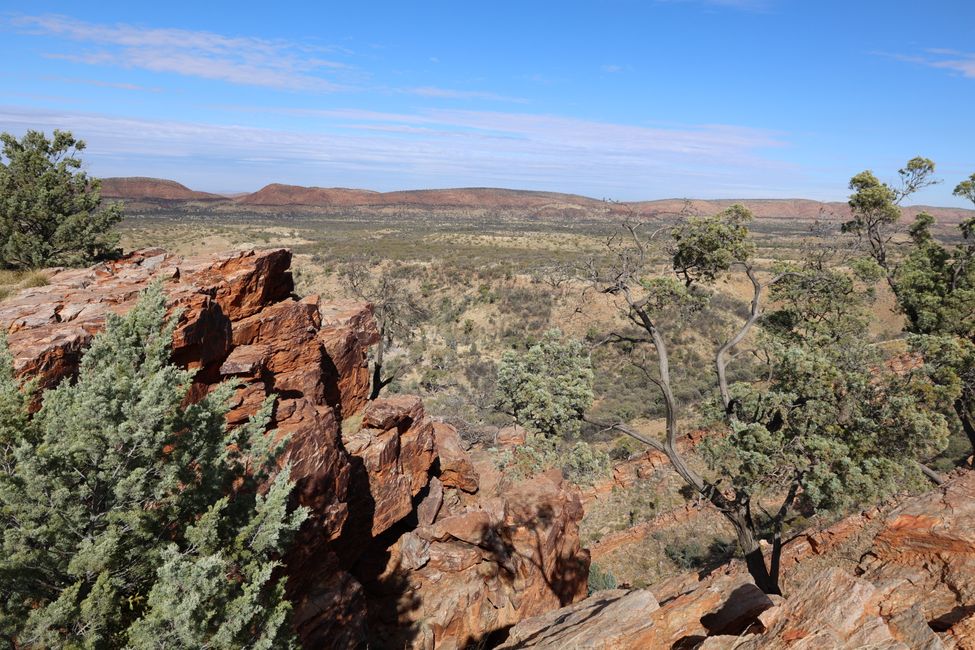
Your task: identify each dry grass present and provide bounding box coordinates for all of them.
[0,269,50,303]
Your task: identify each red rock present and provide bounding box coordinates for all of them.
[417,476,444,527]
[219,344,268,376]
[496,424,527,446]
[369,469,589,649]
[498,589,660,649]
[433,422,479,493]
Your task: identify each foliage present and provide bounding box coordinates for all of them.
[587,200,949,594]
[586,564,618,594]
[494,433,608,485]
[671,204,755,286]
[706,252,948,513]
[496,329,594,438]
[342,260,428,398]
[663,537,737,571]
[0,284,306,648]
[704,339,947,514]
[846,158,975,461]
[0,130,122,269]
[561,441,610,486]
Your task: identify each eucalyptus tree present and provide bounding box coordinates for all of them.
[584,205,948,594]
[844,159,975,456]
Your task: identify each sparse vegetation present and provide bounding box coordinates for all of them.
[107,165,975,596]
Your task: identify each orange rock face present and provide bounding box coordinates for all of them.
[0,248,590,649]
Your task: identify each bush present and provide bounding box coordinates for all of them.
[0,284,305,647]
[562,441,610,486]
[496,329,593,438]
[587,564,619,594]
[0,130,122,268]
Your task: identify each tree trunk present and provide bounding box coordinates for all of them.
[369,326,387,401]
[955,397,975,455]
[725,510,781,595]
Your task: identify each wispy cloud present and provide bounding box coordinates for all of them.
[401,86,529,103]
[884,48,975,79]
[601,64,624,74]
[0,104,794,198]
[12,14,352,91]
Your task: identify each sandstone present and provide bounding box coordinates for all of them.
[433,421,479,493]
[417,475,444,526]
[497,424,527,446]
[515,469,975,650]
[858,471,975,628]
[498,589,660,649]
[368,469,589,649]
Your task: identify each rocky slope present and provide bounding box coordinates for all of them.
[0,248,589,649]
[499,470,975,649]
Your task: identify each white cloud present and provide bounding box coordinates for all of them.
[601,64,624,73]
[0,104,794,198]
[13,14,351,91]
[883,49,975,79]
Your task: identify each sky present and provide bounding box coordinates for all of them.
[0,0,973,204]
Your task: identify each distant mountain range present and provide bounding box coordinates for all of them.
[100,177,975,224]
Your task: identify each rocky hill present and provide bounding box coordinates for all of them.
[100,176,228,202]
[103,177,975,224]
[0,248,589,649]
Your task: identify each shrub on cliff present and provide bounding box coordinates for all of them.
[0,284,306,648]
[0,129,122,269]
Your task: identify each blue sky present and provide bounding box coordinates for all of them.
[1,1,973,204]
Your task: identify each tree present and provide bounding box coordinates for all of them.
[584,206,947,594]
[0,284,306,648]
[845,159,975,457]
[496,329,594,439]
[0,129,122,269]
[342,261,427,399]
[841,157,937,286]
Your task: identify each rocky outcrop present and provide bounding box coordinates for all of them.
[358,464,589,649]
[0,248,589,649]
[501,470,975,649]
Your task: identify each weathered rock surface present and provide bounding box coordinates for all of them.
[363,467,590,649]
[503,470,975,649]
[1,249,590,649]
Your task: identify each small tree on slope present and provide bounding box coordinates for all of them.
[845,160,975,459]
[0,284,307,648]
[585,205,948,594]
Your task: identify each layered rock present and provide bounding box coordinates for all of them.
[501,469,975,649]
[0,249,589,649]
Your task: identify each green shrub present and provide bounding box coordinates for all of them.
[587,564,619,594]
[0,284,305,647]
